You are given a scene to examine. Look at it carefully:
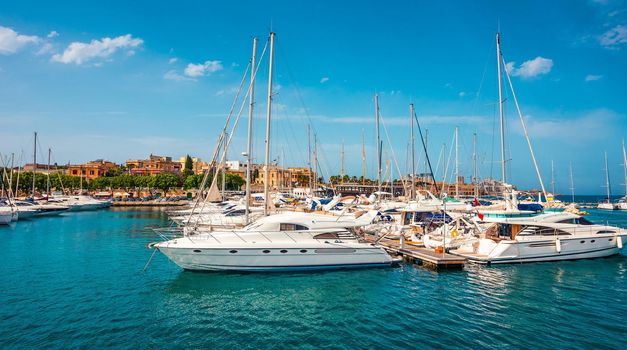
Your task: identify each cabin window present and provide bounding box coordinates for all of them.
[518,226,571,236]
[596,230,616,234]
[300,249,307,253]
[313,232,340,240]
[193,250,202,253]
[279,223,309,231]
[557,217,594,225]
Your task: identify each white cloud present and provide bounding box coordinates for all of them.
[163,69,196,81]
[47,31,59,38]
[0,26,40,55]
[505,57,553,78]
[36,42,54,55]
[458,91,466,97]
[320,77,329,83]
[184,60,223,77]
[215,89,225,96]
[51,34,143,65]
[585,74,603,81]
[599,25,627,49]
[168,57,177,64]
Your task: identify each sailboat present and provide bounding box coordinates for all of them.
[451,33,626,263]
[598,152,616,210]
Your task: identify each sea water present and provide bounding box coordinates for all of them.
[1,206,625,349]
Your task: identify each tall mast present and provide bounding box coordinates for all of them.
[341,142,344,184]
[244,36,257,225]
[361,128,366,185]
[313,133,317,191]
[46,148,51,197]
[455,126,459,198]
[221,133,227,196]
[569,162,575,203]
[473,132,478,198]
[622,139,627,196]
[263,32,275,215]
[375,94,382,197]
[496,32,506,184]
[551,160,555,196]
[604,151,611,201]
[307,125,312,194]
[410,103,416,200]
[32,131,37,198]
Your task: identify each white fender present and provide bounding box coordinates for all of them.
[556,238,562,253]
[616,235,623,249]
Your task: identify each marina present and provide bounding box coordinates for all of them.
[1,1,627,348]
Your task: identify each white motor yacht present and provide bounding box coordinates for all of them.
[14,200,69,217]
[152,211,395,272]
[451,215,626,264]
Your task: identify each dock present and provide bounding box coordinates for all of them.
[111,200,190,207]
[367,237,466,270]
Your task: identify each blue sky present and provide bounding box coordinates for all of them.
[0,0,626,194]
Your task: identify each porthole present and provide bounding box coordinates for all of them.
[263,250,270,254]
[229,250,238,254]
[280,250,288,253]
[608,238,613,242]
[580,241,585,244]
[300,249,308,253]
[591,240,596,243]
[193,249,202,253]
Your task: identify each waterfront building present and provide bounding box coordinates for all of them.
[67,160,119,179]
[126,154,182,175]
[23,163,67,174]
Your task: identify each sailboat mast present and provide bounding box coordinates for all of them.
[569,162,575,203]
[375,94,382,196]
[263,32,275,215]
[604,151,611,201]
[244,36,257,225]
[221,133,227,196]
[455,126,459,198]
[622,139,627,196]
[551,160,555,196]
[313,133,317,192]
[307,125,312,195]
[473,132,478,198]
[32,131,37,198]
[47,148,51,197]
[361,128,366,185]
[341,142,344,184]
[410,103,416,200]
[496,32,506,184]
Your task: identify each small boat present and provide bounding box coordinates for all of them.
[66,195,111,211]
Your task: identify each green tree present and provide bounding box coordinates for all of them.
[224,173,245,191]
[154,173,180,196]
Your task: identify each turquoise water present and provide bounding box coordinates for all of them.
[1,208,626,349]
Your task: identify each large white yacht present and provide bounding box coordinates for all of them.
[450,215,626,264]
[152,211,395,272]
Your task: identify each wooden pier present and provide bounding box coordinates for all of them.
[367,237,466,270]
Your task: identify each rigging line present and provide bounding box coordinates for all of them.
[379,112,407,194]
[413,111,439,194]
[187,37,269,227]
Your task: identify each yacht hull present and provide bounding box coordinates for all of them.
[156,246,394,272]
[452,236,623,264]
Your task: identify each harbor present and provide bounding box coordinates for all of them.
[2,1,627,349]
